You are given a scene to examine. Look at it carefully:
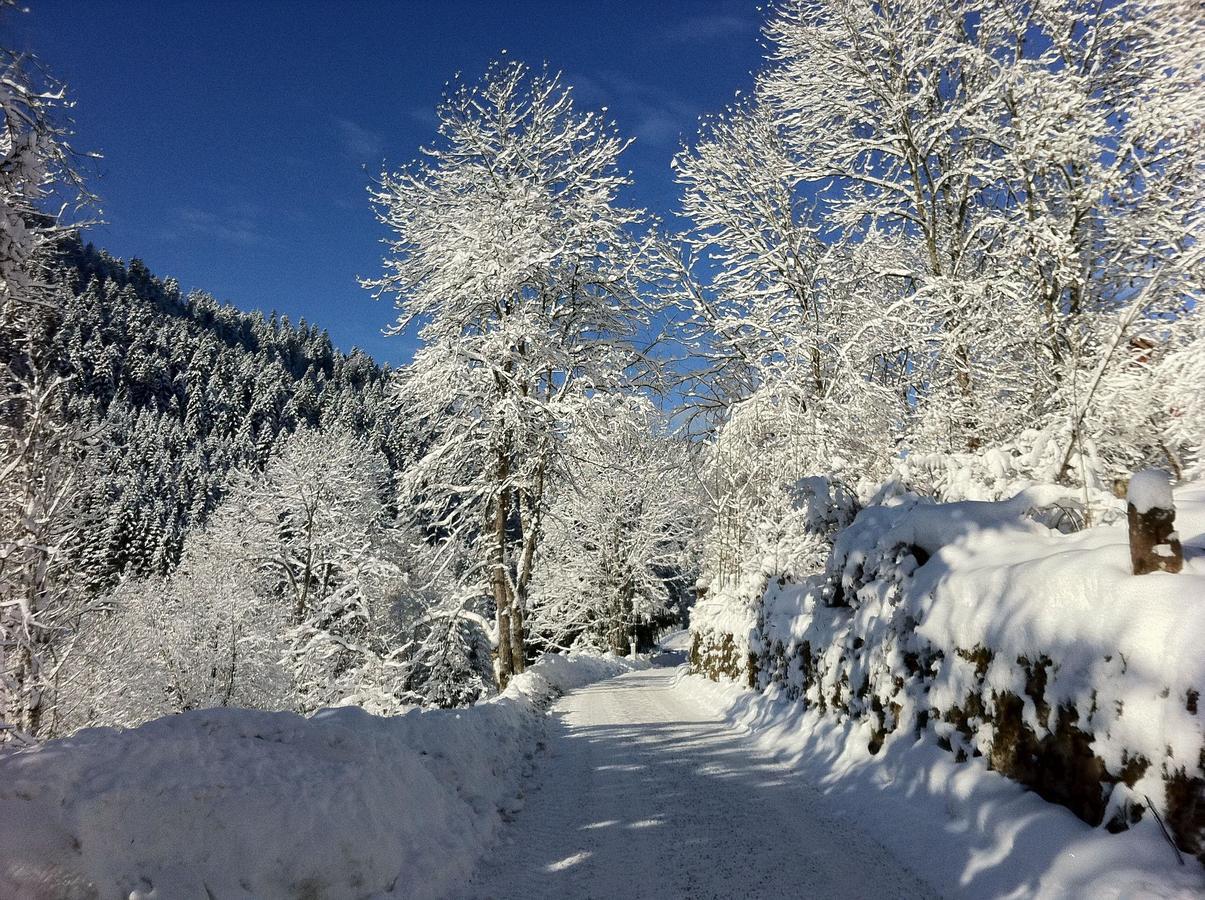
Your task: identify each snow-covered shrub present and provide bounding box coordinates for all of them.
[691,474,860,685]
[689,572,762,686]
[57,429,441,730]
[58,558,293,732]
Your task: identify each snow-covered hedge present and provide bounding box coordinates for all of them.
[692,481,1205,862]
[0,652,640,899]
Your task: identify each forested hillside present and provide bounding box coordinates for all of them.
[44,239,406,592]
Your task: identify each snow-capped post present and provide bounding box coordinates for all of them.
[1126,468,1183,575]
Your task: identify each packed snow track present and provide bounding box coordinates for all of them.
[468,653,935,899]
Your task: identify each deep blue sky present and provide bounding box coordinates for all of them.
[14,1,764,366]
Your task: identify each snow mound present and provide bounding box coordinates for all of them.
[659,629,693,652]
[698,475,1205,863]
[1128,467,1175,514]
[0,652,641,900]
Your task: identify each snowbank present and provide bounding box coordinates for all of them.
[694,477,1205,864]
[0,652,641,900]
[680,673,1204,899]
[689,573,762,685]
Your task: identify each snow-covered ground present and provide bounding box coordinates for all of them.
[0,653,640,900]
[469,658,933,898]
[469,649,1201,899]
[679,672,1204,899]
[1,641,1200,898]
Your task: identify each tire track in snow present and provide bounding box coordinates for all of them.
[467,657,937,899]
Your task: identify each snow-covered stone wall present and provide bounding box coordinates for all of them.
[692,482,1205,862]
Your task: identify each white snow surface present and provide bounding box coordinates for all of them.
[468,660,934,898]
[744,480,1205,818]
[1129,467,1176,514]
[679,672,1205,899]
[658,627,693,651]
[0,652,641,900]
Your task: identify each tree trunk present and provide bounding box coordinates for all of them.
[495,603,513,689]
[509,601,526,676]
[491,448,514,689]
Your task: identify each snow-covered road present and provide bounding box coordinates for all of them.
[468,652,936,899]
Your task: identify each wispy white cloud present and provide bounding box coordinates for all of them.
[666,14,757,44]
[334,117,385,163]
[573,71,698,149]
[166,203,266,247]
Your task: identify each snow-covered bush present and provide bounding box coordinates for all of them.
[57,556,292,731]
[691,473,859,685]
[57,428,436,730]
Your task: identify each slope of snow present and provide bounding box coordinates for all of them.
[0,652,641,900]
[748,479,1205,834]
[658,627,693,651]
[910,485,1204,780]
[679,672,1205,899]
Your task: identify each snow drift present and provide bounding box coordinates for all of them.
[691,479,1205,864]
[0,652,640,900]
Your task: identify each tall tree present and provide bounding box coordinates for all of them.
[0,6,91,743]
[366,61,663,687]
[756,0,1203,461]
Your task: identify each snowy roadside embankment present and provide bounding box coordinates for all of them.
[691,478,1205,869]
[679,672,1204,899]
[0,652,641,900]
[689,572,762,686]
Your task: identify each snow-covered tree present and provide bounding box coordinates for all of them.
[0,10,91,743]
[529,398,696,655]
[58,428,424,728]
[676,0,1202,570]
[218,428,392,624]
[0,353,85,741]
[753,0,1204,466]
[57,549,292,731]
[670,95,910,590]
[367,60,665,687]
[0,4,86,327]
[670,97,914,471]
[209,429,415,713]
